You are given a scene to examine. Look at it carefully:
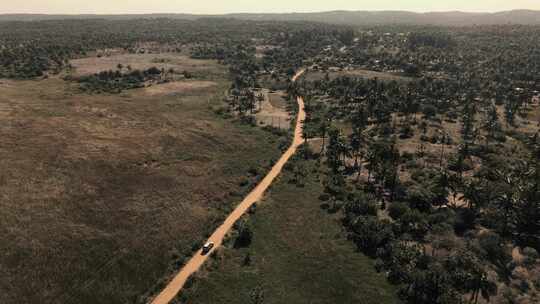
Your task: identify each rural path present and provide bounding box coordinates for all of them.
[150,70,306,304]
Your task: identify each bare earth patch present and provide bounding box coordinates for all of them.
[255,90,291,129]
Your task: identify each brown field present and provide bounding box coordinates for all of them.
[518,103,540,134]
[142,81,218,97]
[268,91,288,109]
[0,58,283,304]
[69,53,216,76]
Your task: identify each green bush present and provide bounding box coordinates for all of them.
[388,202,410,220]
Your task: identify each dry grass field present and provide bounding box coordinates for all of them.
[0,57,284,304]
[303,68,414,82]
[69,53,216,77]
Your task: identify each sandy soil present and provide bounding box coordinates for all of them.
[255,90,291,129]
[512,247,526,264]
[150,70,306,304]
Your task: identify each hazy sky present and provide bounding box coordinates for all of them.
[2,0,540,14]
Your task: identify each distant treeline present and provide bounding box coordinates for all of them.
[0,18,350,79]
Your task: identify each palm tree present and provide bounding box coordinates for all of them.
[482,102,501,148]
[447,250,497,304]
[326,127,348,173]
[319,119,328,156]
[470,274,497,304]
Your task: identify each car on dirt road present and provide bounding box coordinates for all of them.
[201,242,214,255]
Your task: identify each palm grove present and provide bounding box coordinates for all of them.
[294,25,540,304]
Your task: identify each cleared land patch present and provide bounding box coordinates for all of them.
[255,90,291,130]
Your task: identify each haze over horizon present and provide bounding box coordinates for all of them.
[2,0,540,15]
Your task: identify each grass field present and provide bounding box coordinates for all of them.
[0,57,284,304]
[302,68,414,82]
[180,156,399,304]
[69,53,217,77]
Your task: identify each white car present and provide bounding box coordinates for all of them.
[201,242,214,255]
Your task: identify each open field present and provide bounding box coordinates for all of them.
[517,103,540,134]
[303,68,414,82]
[180,158,398,304]
[0,58,284,304]
[142,81,218,97]
[268,91,288,109]
[69,53,217,77]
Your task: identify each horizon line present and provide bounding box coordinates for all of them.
[1,9,539,16]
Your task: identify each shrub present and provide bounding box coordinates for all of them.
[243,252,252,266]
[399,124,415,139]
[454,208,476,235]
[388,202,410,220]
[422,104,437,119]
[318,193,331,201]
[248,203,257,215]
[234,219,253,248]
[407,185,436,212]
[477,231,512,268]
[522,247,539,267]
[350,216,395,256]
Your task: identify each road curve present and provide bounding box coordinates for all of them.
[150,70,306,304]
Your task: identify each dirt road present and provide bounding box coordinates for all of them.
[150,70,306,304]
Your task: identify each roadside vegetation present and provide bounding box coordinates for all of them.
[179,152,398,304]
